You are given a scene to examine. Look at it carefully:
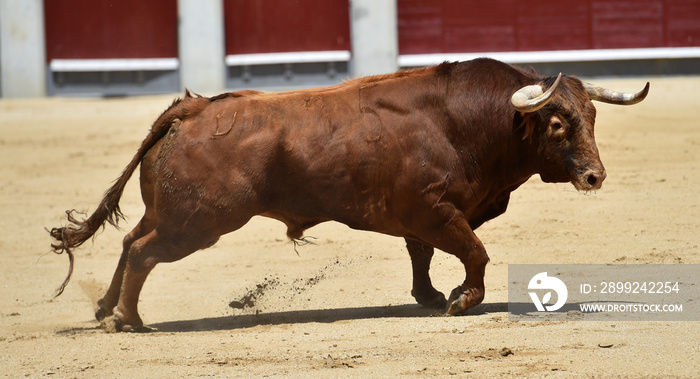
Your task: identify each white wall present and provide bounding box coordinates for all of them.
[177,0,226,94]
[349,0,399,77]
[0,0,46,98]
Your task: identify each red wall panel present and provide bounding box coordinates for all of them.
[516,1,592,51]
[591,1,665,49]
[441,0,516,53]
[397,0,443,54]
[223,0,350,55]
[665,0,700,46]
[44,0,178,61]
[398,0,700,55]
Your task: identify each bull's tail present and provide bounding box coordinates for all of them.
[48,90,209,297]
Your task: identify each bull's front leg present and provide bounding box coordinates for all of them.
[444,221,489,315]
[405,238,447,309]
[413,215,489,315]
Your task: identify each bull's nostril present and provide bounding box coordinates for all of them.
[587,174,598,186]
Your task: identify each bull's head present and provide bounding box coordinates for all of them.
[511,75,649,191]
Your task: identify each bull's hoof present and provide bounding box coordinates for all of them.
[411,288,447,309]
[100,315,154,333]
[445,285,484,315]
[94,299,112,321]
[103,306,153,333]
[121,323,155,333]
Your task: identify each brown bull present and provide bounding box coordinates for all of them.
[50,58,649,332]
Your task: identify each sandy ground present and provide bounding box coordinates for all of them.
[1,76,699,378]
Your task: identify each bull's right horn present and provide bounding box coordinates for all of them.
[511,73,562,113]
[584,82,650,105]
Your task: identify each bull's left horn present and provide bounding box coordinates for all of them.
[511,73,562,113]
[584,82,650,105]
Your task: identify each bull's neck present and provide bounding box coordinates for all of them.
[444,90,538,197]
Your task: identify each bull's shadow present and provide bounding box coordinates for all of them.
[149,302,510,333]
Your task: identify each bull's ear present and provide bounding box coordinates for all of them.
[511,73,562,113]
[516,112,537,141]
[184,88,204,98]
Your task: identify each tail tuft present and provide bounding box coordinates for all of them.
[48,208,113,297]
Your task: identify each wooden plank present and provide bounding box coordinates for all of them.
[50,58,179,72]
[225,51,350,66]
[398,47,700,67]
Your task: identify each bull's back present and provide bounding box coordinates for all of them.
[142,90,366,217]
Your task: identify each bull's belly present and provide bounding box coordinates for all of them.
[261,193,410,242]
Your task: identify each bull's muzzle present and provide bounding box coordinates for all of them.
[577,169,606,191]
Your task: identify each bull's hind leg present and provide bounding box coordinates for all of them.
[101,229,159,332]
[405,238,447,309]
[414,216,489,315]
[95,217,154,321]
[107,217,241,332]
[108,229,205,332]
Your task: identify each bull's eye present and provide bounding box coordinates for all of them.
[549,116,566,136]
